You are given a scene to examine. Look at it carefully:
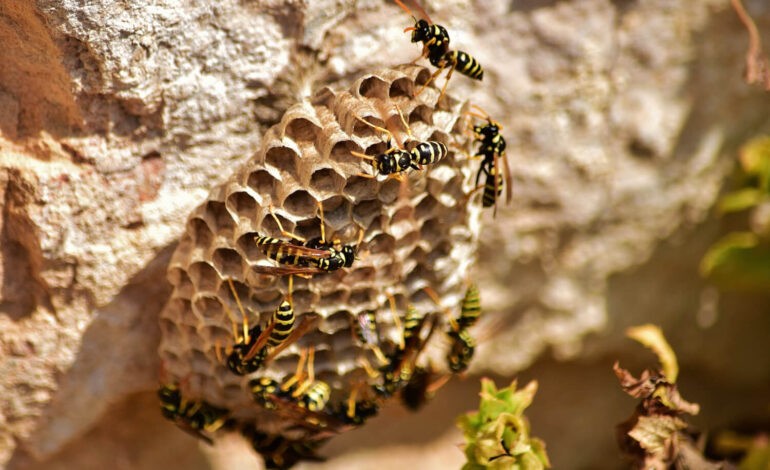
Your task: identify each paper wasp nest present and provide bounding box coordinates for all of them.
[158,64,480,436]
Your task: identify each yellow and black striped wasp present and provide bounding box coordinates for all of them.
[253,202,362,277]
[468,106,511,217]
[425,283,482,373]
[400,363,451,411]
[218,277,318,376]
[334,382,380,426]
[353,105,448,179]
[241,424,328,470]
[157,382,231,445]
[395,0,484,101]
[250,347,331,416]
[373,296,438,398]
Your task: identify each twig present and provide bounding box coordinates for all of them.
[732,0,770,90]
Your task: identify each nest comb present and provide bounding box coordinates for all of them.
[158,63,482,438]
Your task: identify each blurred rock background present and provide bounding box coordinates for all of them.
[1,0,769,468]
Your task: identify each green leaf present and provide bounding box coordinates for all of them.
[740,443,770,470]
[458,379,550,468]
[740,136,770,192]
[700,232,770,292]
[718,188,764,213]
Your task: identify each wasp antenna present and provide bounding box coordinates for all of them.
[470,104,489,117]
[394,0,414,16]
[466,110,489,121]
[398,0,432,24]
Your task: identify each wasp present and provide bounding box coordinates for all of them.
[253,202,362,277]
[424,283,482,374]
[446,328,475,373]
[352,105,448,180]
[241,425,327,470]
[468,107,511,217]
[373,297,438,398]
[325,379,380,427]
[336,391,380,426]
[251,347,332,417]
[395,0,484,101]
[158,383,230,445]
[400,364,451,411]
[218,277,318,376]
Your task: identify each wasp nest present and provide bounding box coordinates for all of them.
[158,64,481,437]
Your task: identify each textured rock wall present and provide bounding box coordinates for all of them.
[2,0,770,468]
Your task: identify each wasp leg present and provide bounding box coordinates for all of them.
[268,205,306,243]
[437,63,456,103]
[415,66,446,97]
[281,348,309,393]
[355,116,396,143]
[292,346,316,398]
[423,286,458,332]
[393,104,414,142]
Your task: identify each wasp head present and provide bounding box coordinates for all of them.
[410,19,432,43]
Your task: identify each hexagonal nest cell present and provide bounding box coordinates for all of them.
[158,64,482,443]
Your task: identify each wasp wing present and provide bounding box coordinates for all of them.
[264,314,321,363]
[252,265,325,277]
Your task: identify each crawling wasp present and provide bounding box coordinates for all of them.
[336,385,380,426]
[253,202,362,277]
[400,364,450,411]
[218,277,318,376]
[446,328,475,373]
[395,0,484,101]
[241,424,327,470]
[373,297,438,398]
[157,383,230,445]
[353,105,448,179]
[469,106,511,217]
[425,283,482,373]
[251,347,331,416]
